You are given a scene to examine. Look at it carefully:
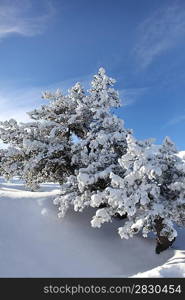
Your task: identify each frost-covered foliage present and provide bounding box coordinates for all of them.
[92,134,185,251]
[0,68,128,193]
[0,84,92,189]
[0,119,29,180]
[0,118,71,189]
[0,148,6,176]
[54,68,130,218]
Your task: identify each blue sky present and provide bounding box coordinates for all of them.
[0,0,185,149]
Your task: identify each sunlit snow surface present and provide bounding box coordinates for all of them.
[0,177,184,277]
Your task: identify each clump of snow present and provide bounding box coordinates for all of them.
[177,151,185,160]
[41,208,48,216]
[132,251,185,278]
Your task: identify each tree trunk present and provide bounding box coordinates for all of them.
[98,203,108,209]
[154,217,175,254]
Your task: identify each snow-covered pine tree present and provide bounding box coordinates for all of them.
[95,134,185,253]
[54,68,131,220]
[1,67,184,254]
[0,85,92,190]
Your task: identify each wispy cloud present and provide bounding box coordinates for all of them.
[119,88,147,106]
[0,87,44,122]
[164,113,185,128]
[0,0,55,40]
[134,2,185,68]
[0,74,92,122]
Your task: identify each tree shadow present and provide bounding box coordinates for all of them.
[165,252,185,266]
[54,207,175,277]
[0,177,60,193]
[0,177,183,277]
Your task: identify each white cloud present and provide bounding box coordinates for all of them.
[119,88,147,106]
[0,87,43,122]
[0,74,92,123]
[0,0,54,40]
[134,3,185,68]
[164,113,185,128]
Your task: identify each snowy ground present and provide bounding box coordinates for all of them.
[0,177,184,277]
